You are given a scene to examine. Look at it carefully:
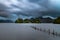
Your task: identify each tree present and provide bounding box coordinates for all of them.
[30,18,41,23]
[15,18,23,23]
[53,17,60,24]
[30,18,35,23]
[34,18,41,23]
[24,19,30,23]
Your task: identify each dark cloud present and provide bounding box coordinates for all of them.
[0,4,18,21]
[0,4,10,17]
[0,0,60,21]
[0,4,7,10]
[41,10,60,17]
[28,0,39,3]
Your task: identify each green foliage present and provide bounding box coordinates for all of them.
[30,18,35,23]
[30,18,41,23]
[15,18,41,23]
[53,17,60,24]
[35,18,40,23]
[24,19,30,23]
[15,18,23,23]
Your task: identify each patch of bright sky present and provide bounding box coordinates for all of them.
[42,16,56,19]
[50,0,60,10]
[19,15,32,20]
[0,0,40,12]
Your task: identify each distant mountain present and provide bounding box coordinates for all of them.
[42,16,55,19]
[0,20,13,23]
[40,17,53,23]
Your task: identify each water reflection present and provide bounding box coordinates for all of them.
[0,23,60,40]
[30,26,60,37]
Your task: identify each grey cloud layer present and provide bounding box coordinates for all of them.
[0,0,60,21]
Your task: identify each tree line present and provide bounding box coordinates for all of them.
[15,17,60,24]
[15,18,40,23]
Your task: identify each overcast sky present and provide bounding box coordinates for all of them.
[0,0,60,21]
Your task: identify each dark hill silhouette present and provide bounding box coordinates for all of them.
[0,20,13,23]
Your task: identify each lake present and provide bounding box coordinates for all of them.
[0,23,60,40]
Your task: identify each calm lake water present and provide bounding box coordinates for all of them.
[0,23,60,40]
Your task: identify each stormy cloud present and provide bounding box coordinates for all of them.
[0,0,60,21]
